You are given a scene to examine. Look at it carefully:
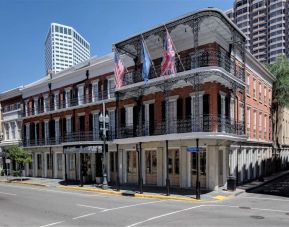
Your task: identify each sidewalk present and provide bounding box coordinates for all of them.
[237,170,289,192]
[0,176,241,202]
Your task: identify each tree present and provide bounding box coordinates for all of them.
[267,55,289,171]
[5,145,32,171]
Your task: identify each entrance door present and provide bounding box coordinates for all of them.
[191,151,207,188]
[109,152,118,182]
[127,150,138,184]
[82,154,92,183]
[145,150,157,185]
[56,153,63,179]
[37,154,42,177]
[168,149,180,186]
[95,153,103,184]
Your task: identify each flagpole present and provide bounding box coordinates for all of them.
[163,25,185,72]
[140,33,158,78]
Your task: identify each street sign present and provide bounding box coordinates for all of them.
[186,147,204,153]
[5,159,11,164]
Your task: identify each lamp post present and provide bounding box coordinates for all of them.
[99,100,109,189]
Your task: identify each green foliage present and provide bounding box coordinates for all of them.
[267,55,289,109]
[6,145,32,166]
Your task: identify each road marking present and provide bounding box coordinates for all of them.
[243,196,289,202]
[126,204,289,227]
[0,183,104,197]
[126,205,203,227]
[39,221,64,227]
[101,200,164,212]
[72,213,96,220]
[77,204,106,210]
[0,191,17,196]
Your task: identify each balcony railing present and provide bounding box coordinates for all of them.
[117,114,245,139]
[23,89,115,117]
[22,130,115,147]
[122,48,244,87]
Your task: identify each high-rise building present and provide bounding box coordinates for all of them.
[226,0,287,64]
[45,23,90,73]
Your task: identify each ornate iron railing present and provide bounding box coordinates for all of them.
[22,130,116,147]
[117,114,245,139]
[122,48,244,87]
[22,88,115,117]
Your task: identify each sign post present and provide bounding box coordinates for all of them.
[186,139,201,200]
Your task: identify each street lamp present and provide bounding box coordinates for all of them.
[99,105,109,189]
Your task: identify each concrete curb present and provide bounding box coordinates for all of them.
[58,185,203,202]
[0,180,47,187]
[245,171,289,192]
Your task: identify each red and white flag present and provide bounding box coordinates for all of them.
[160,31,176,76]
[114,50,125,88]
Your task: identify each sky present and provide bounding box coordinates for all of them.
[0,0,233,93]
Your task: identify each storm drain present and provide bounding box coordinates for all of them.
[250,215,264,220]
[239,206,251,210]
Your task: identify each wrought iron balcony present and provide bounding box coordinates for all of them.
[122,48,244,87]
[116,114,245,139]
[22,89,115,117]
[22,130,116,147]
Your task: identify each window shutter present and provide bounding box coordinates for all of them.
[177,98,183,120]
[104,79,108,99]
[149,103,155,134]
[161,100,166,121]
[185,96,191,119]
[203,94,210,115]
[120,108,125,127]
[217,94,221,116]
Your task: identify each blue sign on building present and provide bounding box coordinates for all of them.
[186,147,204,153]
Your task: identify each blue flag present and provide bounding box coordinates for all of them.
[141,40,151,83]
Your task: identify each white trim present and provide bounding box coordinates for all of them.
[143,99,155,105]
[124,103,135,108]
[77,112,85,116]
[168,95,179,101]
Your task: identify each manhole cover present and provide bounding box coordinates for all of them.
[250,216,264,219]
[239,206,251,209]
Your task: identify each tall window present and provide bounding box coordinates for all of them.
[264,86,267,104]
[107,78,115,99]
[259,81,262,102]
[247,107,251,135]
[69,154,75,171]
[192,151,206,176]
[92,81,98,102]
[125,107,133,127]
[259,112,262,139]
[264,114,267,139]
[253,110,257,138]
[246,74,250,95]
[253,78,256,99]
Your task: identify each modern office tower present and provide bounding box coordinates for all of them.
[226,0,287,64]
[45,23,90,73]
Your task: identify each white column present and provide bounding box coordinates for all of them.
[144,104,150,135]
[92,80,99,102]
[33,153,37,177]
[44,153,47,177]
[65,88,71,108]
[123,150,127,183]
[118,147,123,183]
[77,84,84,105]
[54,92,59,110]
[162,146,167,186]
[24,100,29,116]
[44,94,49,113]
[180,147,187,188]
[207,145,219,190]
[34,97,39,115]
[62,154,65,179]
[53,153,58,178]
[141,149,146,184]
[157,147,163,186]
[187,152,191,188]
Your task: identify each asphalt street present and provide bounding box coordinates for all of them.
[0,182,289,227]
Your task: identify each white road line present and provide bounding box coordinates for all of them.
[243,196,289,202]
[77,204,106,210]
[126,205,204,227]
[126,204,289,227]
[101,200,165,212]
[39,221,64,227]
[72,213,96,220]
[0,184,104,197]
[0,191,17,196]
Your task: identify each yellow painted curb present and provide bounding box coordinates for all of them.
[213,195,228,201]
[58,185,122,196]
[0,180,46,187]
[134,193,200,202]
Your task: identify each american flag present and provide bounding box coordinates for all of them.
[114,50,125,88]
[160,31,176,77]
